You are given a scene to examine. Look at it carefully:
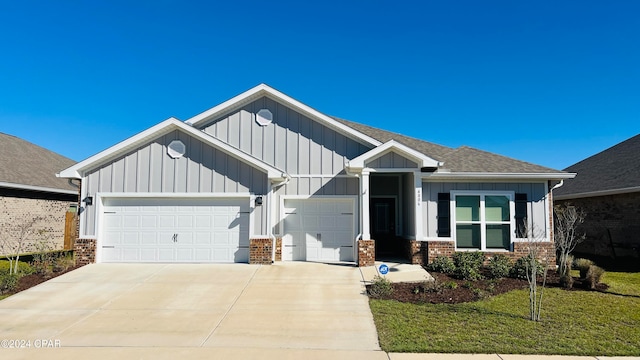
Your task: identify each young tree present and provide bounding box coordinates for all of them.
[554,204,585,282]
[0,216,44,275]
[520,219,550,321]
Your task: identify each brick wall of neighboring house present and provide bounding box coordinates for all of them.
[557,192,640,258]
[0,195,76,256]
[74,238,96,266]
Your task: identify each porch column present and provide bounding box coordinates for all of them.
[361,170,371,240]
[414,172,424,240]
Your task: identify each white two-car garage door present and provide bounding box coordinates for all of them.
[100,198,249,263]
[282,198,355,262]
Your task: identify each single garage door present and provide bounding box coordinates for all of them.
[282,198,355,262]
[101,198,249,263]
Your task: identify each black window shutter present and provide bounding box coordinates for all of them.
[515,193,527,238]
[437,193,451,237]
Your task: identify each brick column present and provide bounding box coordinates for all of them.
[249,238,273,265]
[358,239,375,267]
[275,237,282,261]
[74,238,96,266]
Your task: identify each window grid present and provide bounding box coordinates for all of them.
[452,192,515,251]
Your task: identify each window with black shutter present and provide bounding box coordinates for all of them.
[437,193,451,237]
[515,193,527,238]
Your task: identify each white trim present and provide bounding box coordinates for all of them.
[0,181,77,195]
[58,118,286,181]
[347,140,440,170]
[94,193,253,263]
[414,172,424,241]
[288,174,352,178]
[185,84,382,147]
[424,172,576,181]
[554,186,640,200]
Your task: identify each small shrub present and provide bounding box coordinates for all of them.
[472,287,489,300]
[442,281,458,290]
[53,254,75,273]
[585,265,605,289]
[510,255,543,280]
[0,273,20,294]
[427,255,456,274]
[0,261,34,275]
[369,275,393,298]
[453,252,484,281]
[560,274,574,289]
[574,258,594,279]
[487,254,513,279]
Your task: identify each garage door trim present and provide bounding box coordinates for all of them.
[280,195,358,263]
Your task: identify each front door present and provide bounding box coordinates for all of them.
[370,197,397,257]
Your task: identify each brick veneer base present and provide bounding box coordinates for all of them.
[249,238,272,265]
[424,240,556,268]
[358,240,375,267]
[74,238,96,266]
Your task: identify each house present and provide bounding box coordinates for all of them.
[0,133,78,255]
[58,84,574,266]
[554,134,640,259]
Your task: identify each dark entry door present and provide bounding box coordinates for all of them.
[370,197,397,256]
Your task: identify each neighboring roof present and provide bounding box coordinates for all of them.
[554,133,640,199]
[0,132,77,194]
[186,84,382,148]
[333,117,572,178]
[58,118,286,181]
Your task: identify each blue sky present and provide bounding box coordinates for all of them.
[1,1,638,170]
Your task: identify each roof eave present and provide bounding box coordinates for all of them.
[554,186,640,200]
[423,172,577,181]
[57,117,285,181]
[0,181,77,195]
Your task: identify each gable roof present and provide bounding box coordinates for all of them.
[332,117,572,178]
[554,133,640,199]
[58,118,286,181]
[347,140,441,170]
[186,84,382,148]
[0,132,77,194]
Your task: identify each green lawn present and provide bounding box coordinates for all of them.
[370,272,640,356]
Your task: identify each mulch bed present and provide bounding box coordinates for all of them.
[8,266,82,295]
[368,270,609,304]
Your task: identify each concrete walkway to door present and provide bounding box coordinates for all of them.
[0,262,386,360]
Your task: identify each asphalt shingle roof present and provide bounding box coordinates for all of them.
[0,132,77,192]
[332,117,564,174]
[554,133,640,197]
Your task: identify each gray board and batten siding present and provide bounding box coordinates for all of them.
[422,182,549,239]
[199,96,373,177]
[82,130,268,236]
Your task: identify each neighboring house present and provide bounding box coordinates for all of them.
[554,134,640,259]
[0,133,78,255]
[58,84,574,266]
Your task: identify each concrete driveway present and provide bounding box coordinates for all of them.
[0,263,386,359]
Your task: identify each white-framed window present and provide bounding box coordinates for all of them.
[451,191,515,251]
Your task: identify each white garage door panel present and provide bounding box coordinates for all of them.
[282,198,354,262]
[101,198,249,263]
